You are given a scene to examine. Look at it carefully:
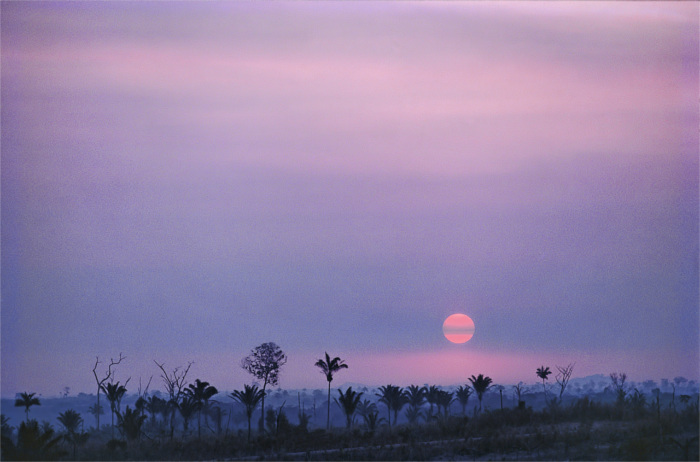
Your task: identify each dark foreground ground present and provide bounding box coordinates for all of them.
[3,397,698,461]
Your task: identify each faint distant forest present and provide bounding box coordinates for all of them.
[1,342,698,461]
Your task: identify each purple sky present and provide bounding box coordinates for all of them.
[2,1,698,397]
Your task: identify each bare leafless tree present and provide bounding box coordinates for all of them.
[555,363,575,402]
[92,353,125,430]
[154,360,193,438]
[135,376,154,419]
[513,381,525,407]
[137,376,153,398]
[609,371,628,405]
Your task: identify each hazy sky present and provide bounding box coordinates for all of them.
[2,1,698,397]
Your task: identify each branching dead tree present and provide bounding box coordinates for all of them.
[154,360,193,438]
[609,371,628,405]
[513,381,525,407]
[92,353,125,430]
[138,376,153,398]
[555,363,575,402]
[134,376,153,417]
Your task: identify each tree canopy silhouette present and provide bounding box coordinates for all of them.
[241,342,287,433]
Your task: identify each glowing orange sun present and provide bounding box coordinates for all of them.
[443,313,475,343]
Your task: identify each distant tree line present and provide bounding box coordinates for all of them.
[1,346,698,461]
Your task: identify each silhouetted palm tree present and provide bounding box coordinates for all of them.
[14,392,41,422]
[11,419,65,460]
[536,366,552,402]
[404,385,426,424]
[468,374,493,412]
[404,385,426,408]
[230,384,265,443]
[135,396,147,416]
[117,406,147,441]
[88,402,104,428]
[455,385,473,416]
[437,390,454,416]
[187,379,219,438]
[356,398,376,424]
[356,399,384,433]
[334,387,363,429]
[376,385,406,428]
[425,385,440,419]
[57,409,86,459]
[363,410,384,433]
[314,352,348,430]
[144,396,165,427]
[101,382,127,439]
[178,395,201,434]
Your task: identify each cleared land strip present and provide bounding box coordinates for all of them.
[219,437,473,461]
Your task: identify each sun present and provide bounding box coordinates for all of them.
[443,313,475,343]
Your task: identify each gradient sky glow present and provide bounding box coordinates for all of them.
[2,1,698,397]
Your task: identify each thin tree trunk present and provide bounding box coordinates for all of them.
[326,381,331,430]
[542,379,547,403]
[261,383,266,434]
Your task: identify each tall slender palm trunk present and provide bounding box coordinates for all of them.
[542,378,547,402]
[326,381,331,430]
